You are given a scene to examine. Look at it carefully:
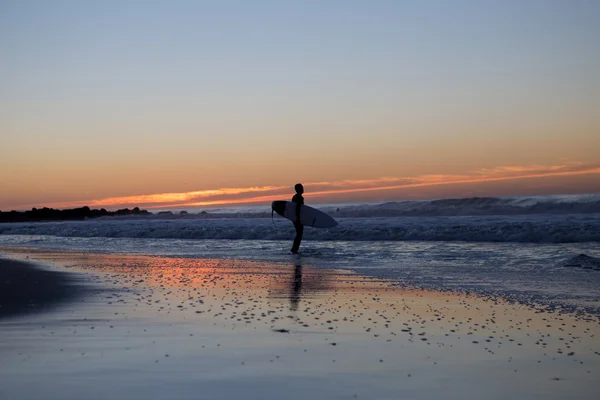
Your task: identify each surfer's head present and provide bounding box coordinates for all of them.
[295,183,304,194]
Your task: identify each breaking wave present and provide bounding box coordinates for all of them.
[563,254,600,270]
[322,194,600,217]
[1,214,598,243]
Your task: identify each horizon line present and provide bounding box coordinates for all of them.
[3,161,600,211]
[4,191,600,214]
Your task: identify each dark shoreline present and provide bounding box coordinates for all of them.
[0,257,84,319]
[0,206,151,223]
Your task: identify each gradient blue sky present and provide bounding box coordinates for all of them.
[1,0,599,210]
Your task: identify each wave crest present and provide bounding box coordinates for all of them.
[1,214,599,243]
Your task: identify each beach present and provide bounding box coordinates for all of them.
[1,247,598,400]
[0,256,83,319]
[3,1,600,398]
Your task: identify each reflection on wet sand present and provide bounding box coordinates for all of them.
[291,265,302,311]
[267,264,338,311]
[0,247,599,400]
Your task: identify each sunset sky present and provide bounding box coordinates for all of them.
[1,0,599,211]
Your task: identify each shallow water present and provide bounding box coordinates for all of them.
[1,235,599,313]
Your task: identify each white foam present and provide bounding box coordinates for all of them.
[1,213,599,243]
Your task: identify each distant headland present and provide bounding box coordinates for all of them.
[0,206,152,223]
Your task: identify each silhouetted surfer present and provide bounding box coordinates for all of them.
[291,183,304,254]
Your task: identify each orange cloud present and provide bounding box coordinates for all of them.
[86,185,286,207]
[47,185,288,210]
[29,162,600,210]
[304,162,600,198]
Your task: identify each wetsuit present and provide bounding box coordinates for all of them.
[291,193,304,254]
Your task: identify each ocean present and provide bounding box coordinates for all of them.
[1,194,599,313]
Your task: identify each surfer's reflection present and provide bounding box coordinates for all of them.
[290,264,303,311]
[267,263,333,311]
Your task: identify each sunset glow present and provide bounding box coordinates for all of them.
[14,162,597,211]
[1,1,599,211]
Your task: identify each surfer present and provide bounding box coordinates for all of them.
[291,183,304,254]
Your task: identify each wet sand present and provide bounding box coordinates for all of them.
[0,248,599,400]
[0,257,84,319]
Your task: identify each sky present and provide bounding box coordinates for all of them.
[1,0,599,211]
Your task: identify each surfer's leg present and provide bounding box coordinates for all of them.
[291,223,304,254]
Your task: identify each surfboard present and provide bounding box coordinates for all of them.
[271,201,338,229]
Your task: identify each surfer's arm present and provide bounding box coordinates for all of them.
[291,194,304,224]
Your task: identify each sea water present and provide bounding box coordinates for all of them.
[1,195,599,313]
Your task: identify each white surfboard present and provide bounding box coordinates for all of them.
[271,201,337,228]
